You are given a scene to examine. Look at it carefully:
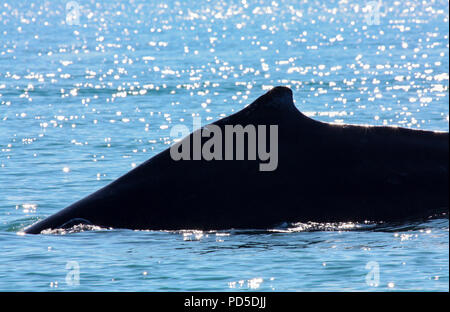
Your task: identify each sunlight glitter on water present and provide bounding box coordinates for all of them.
[0,0,448,291]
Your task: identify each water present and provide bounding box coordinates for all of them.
[0,0,448,291]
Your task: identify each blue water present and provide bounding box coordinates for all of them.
[0,0,448,291]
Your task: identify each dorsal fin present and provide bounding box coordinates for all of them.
[250,86,295,111]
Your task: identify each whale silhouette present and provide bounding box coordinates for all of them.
[24,86,449,234]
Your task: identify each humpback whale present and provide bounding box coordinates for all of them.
[24,86,449,234]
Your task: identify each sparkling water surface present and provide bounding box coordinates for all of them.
[0,0,448,291]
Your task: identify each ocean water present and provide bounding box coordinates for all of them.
[0,0,448,291]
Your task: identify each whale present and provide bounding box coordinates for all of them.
[24,86,449,234]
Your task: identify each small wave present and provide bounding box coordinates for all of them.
[269,221,379,233]
[10,213,448,236]
[40,223,110,235]
[270,216,448,233]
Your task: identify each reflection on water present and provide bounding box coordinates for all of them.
[0,0,448,291]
